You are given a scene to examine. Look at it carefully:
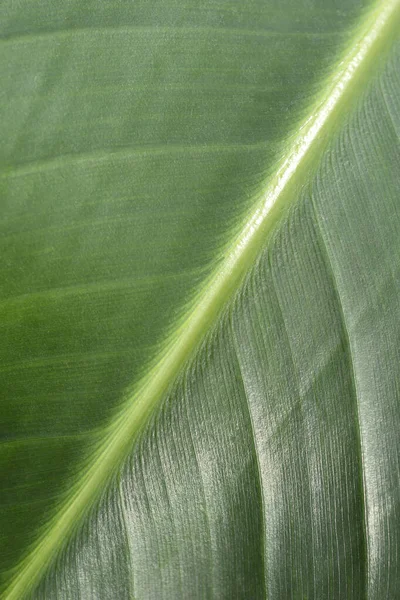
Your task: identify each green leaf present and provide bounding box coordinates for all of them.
[1,0,400,597]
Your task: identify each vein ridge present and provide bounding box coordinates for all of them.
[310,201,368,600]
[231,328,267,598]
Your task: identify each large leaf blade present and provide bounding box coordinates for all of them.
[1,0,399,598]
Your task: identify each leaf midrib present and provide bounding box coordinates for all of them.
[4,1,400,597]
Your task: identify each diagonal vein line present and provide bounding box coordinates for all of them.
[117,479,136,600]
[182,374,214,597]
[310,201,368,600]
[379,80,400,141]
[0,25,340,46]
[0,142,268,179]
[230,326,267,599]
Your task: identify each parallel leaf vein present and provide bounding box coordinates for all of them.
[311,202,368,599]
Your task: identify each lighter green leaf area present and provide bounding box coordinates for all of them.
[1,0,400,598]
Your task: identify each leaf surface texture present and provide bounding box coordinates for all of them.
[0,0,400,598]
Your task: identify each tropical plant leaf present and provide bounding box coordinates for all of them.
[1,0,400,598]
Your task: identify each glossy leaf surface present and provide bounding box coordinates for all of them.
[1,0,400,598]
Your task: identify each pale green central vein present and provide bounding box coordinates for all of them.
[4,1,399,597]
